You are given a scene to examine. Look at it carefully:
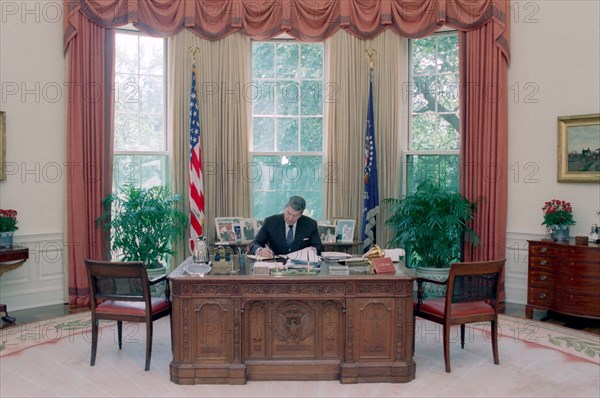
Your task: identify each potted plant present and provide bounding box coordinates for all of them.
[384,181,480,296]
[0,209,18,248]
[541,199,575,242]
[96,185,188,279]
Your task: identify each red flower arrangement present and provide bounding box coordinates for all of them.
[541,199,575,227]
[0,209,19,232]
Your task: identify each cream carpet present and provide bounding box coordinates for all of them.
[1,313,598,397]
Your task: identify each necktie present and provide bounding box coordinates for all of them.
[286,225,294,249]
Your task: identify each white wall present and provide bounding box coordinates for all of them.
[0,1,599,310]
[505,0,600,304]
[0,0,67,310]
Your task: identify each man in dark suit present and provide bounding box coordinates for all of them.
[249,196,323,259]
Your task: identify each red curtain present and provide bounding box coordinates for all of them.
[66,11,115,305]
[65,1,510,49]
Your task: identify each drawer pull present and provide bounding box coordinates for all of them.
[540,260,547,266]
[539,293,547,299]
[540,275,547,281]
[540,247,548,254]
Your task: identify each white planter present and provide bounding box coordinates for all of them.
[416,265,450,298]
[147,264,167,297]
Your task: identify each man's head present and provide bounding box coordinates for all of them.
[284,196,306,225]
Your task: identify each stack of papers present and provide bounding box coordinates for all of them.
[286,247,319,263]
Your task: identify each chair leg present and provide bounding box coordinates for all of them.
[117,321,123,349]
[443,325,451,373]
[460,324,465,349]
[90,318,98,366]
[145,322,153,371]
[491,320,499,365]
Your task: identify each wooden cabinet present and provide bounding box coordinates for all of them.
[526,240,600,319]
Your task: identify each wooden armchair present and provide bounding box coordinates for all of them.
[85,259,172,371]
[414,259,505,372]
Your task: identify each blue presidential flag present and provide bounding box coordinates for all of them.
[361,74,379,253]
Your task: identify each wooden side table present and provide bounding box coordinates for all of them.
[0,244,29,323]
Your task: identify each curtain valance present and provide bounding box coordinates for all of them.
[64,0,509,59]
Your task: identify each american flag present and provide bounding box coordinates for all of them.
[189,63,204,247]
[361,72,379,252]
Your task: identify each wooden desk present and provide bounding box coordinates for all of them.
[168,257,416,384]
[0,245,29,323]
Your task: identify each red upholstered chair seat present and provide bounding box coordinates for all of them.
[96,298,171,316]
[415,297,495,317]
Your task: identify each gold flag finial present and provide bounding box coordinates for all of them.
[365,48,376,70]
[189,47,200,65]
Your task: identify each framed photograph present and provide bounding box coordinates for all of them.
[240,218,258,243]
[215,217,241,243]
[0,111,5,182]
[318,224,337,243]
[335,219,356,243]
[557,114,600,183]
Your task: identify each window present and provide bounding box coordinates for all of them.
[250,41,325,220]
[405,32,460,193]
[113,31,167,190]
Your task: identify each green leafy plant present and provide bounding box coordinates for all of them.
[384,181,479,268]
[96,185,188,269]
[0,209,18,232]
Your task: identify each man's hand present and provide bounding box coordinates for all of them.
[257,247,274,259]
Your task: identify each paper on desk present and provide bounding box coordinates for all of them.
[286,247,319,263]
[384,248,405,262]
[247,254,287,261]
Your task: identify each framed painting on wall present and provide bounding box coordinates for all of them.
[557,114,600,183]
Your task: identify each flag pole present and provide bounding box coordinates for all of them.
[189,47,205,252]
[361,49,379,253]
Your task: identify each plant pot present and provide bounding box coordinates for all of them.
[147,264,167,297]
[0,231,14,249]
[550,226,570,242]
[416,265,451,298]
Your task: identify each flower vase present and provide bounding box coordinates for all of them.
[551,226,570,242]
[0,231,14,248]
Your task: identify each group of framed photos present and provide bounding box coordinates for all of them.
[317,219,356,244]
[215,217,357,244]
[215,217,262,244]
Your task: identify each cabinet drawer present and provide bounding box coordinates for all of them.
[528,243,563,257]
[528,270,555,288]
[527,287,553,306]
[528,256,559,271]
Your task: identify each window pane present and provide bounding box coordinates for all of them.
[411,113,437,150]
[252,43,275,78]
[301,118,323,152]
[113,154,169,189]
[252,81,275,115]
[438,73,459,112]
[301,80,323,115]
[115,34,138,74]
[139,36,164,75]
[405,155,459,193]
[140,75,163,113]
[253,117,275,151]
[412,37,436,76]
[276,43,299,79]
[277,118,299,151]
[277,81,299,115]
[115,74,138,113]
[438,117,459,150]
[300,44,323,79]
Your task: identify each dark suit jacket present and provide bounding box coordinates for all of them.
[250,214,324,255]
